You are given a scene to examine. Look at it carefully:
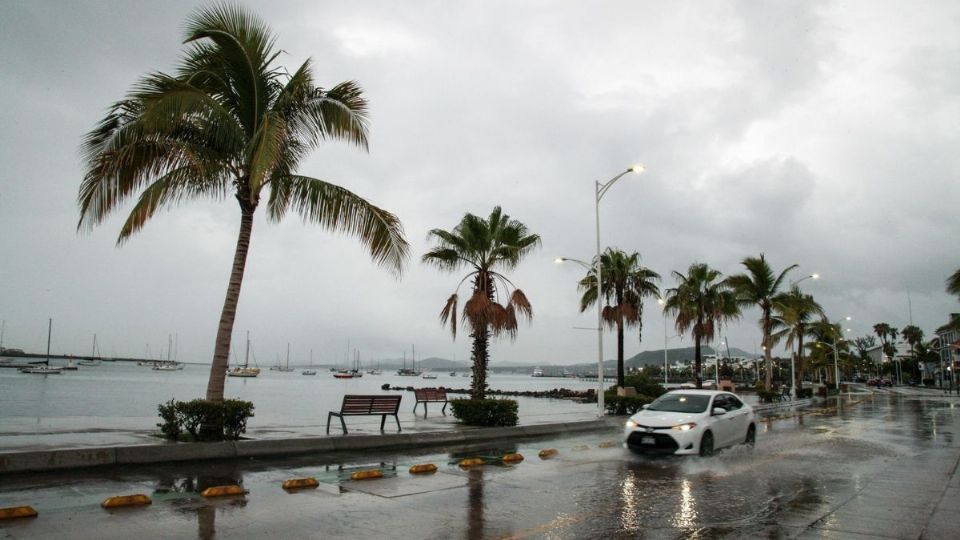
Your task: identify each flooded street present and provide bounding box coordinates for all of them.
[2,389,959,539]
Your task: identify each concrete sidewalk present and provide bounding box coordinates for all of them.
[0,417,624,475]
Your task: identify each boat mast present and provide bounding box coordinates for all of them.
[167,334,172,363]
[45,318,52,366]
[286,343,290,369]
[244,331,250,368]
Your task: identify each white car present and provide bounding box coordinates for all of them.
[623,390,756,456]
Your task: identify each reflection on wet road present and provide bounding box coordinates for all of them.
[1,390,958,539]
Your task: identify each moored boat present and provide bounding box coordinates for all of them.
[228,332,260,378]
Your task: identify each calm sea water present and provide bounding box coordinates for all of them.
[0,358,599,444]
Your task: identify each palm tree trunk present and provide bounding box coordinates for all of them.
[470,328,490,400]
[694,335,702,389]
[763,312,773,390]
[616,319,625,387]
[797,333,804,392]
[205,205,255,403]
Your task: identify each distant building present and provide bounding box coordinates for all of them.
[933,314,960,386]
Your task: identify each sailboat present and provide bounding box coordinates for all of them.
[153,335,183,371]
[79,334,102,366]
[228,332,260,378]
[20,319,63,375]
[397,345,421,376]
[301,349,317,376]
[334,349,365,378]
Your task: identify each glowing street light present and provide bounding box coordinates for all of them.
[556,164,645,418]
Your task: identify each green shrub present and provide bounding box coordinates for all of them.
[157,399,182,440]
[604,393,654,415]
[450,399,518,427]
[223,399,255,440]
[156,399,255,441]
[622,373,667,399]
[757,390,780,403]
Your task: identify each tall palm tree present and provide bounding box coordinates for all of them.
[726,254,797,390]
[662,263,739,389]
[771,287,824,392]
[901,325,925,380]
[947,268,960,301]
[577,248,660,387]
[422,207,540,400]
[79,4,408,404]
[873,323,899,360]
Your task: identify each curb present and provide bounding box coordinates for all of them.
[752,398,815,413]
[0,417,621,475]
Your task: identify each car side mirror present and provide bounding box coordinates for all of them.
[712,407,727,416]
[641,404,649,410]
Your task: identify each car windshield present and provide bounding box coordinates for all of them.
[646,393,710,413]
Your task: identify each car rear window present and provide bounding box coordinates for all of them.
[647,393,710,413]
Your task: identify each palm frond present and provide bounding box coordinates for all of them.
[274,175,408,276]
[439,293,458,339]
[507,289,533,323]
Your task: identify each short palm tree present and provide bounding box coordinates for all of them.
[771,287,824,392]
[726,254,797,390]
[662,263,739,389]
[422,207,540,400]
[78,4,408,403]
[577,248,660,387]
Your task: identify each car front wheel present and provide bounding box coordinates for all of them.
[699,431,714,457]
[745,424,756,446]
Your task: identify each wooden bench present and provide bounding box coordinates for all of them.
[413,388,448,417]
[327,395,402,435]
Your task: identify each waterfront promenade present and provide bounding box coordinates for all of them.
[2,386,959,538]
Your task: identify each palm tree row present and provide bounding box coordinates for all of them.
[83,5,957,408]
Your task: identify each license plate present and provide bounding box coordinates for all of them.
[641,436,655,445]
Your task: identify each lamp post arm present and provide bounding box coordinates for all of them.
[596,169,633,201]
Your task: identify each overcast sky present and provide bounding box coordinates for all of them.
[1,0,958,366]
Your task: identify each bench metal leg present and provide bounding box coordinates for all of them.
[380,414,387,431]
[412,402,419,414]
[422,403,428,418]
[328,412,347,434]
[394,414,401,432]
[441,402,447,415]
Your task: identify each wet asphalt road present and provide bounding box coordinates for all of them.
[1,388,959,539]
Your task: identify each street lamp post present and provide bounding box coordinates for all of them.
[557,164,644,417]
[592,165,645,412]
[658,298,668,386]
[785,273,819,399]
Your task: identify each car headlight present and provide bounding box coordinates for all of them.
[672,422,697,431]
[625,420,639,428]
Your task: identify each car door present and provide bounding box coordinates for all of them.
[720,394,750,445]
[709,395,736,447]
